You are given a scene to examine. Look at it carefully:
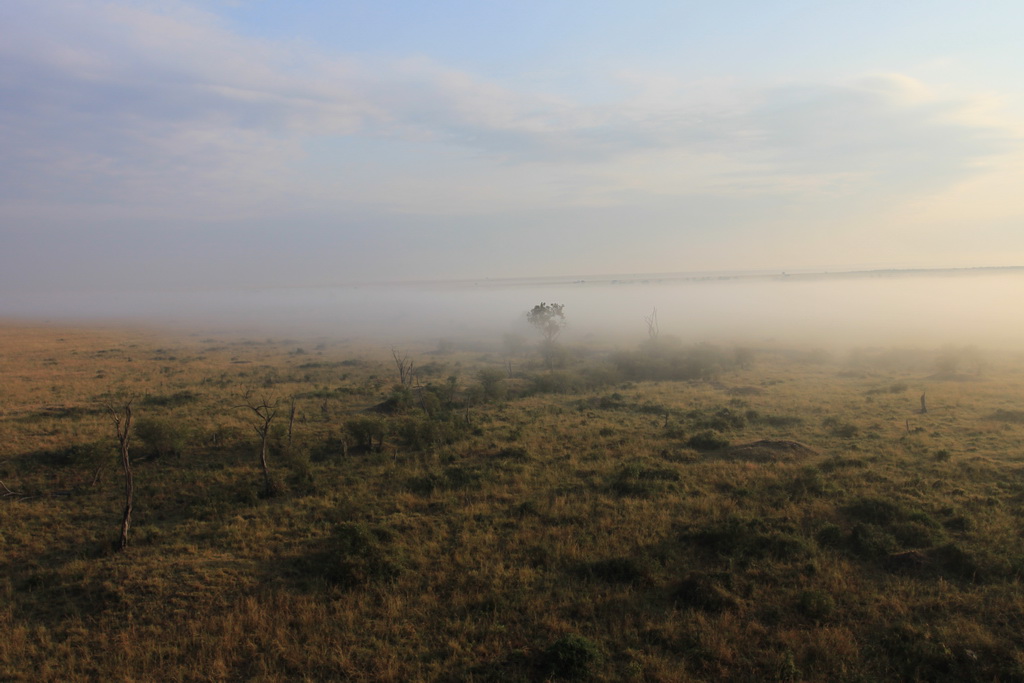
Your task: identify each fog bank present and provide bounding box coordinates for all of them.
[5,269,1023,350]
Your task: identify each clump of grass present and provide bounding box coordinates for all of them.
[823,416,859,438]
[682,517,812,564]
[797,589,836,620]
[609,463,680,497]
[987,409,1024,423]
[575,556,650,585]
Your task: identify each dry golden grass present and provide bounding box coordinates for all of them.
[2,322,1024,681]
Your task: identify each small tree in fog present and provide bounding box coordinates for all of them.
[527,303,566,344]
[527,302,566,370]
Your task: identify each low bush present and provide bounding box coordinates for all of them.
[538,634,602,680]
[687,431,730,452]
[298,522,406,589]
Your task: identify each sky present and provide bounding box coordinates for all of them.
[3,0,1024,296]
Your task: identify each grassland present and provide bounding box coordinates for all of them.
[1,321,1023,681]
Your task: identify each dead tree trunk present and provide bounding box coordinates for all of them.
[107,400,134,551]
[285,398,296,459]
[392,348,416,387]
[644,307,660,341]
[241,389,279,497]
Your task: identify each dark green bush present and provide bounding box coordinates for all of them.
[134,416,190,459]
[538,634,602,680]
[344,416,387,451]
[687,431,730,451]
[797,589,836,620]
[672,572,740,612]
[848,523,900,558]
[301,523,406,589]
[476,367,507,402]
[396,415,465,451]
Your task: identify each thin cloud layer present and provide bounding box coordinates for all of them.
[1,0,1021,291]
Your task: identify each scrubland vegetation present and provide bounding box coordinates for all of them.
[2,321,1024,681]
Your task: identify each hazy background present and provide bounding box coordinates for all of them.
[3,1,1023,344]
[7,270,1024,352]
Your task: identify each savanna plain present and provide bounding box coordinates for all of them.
[2,317,1024,682]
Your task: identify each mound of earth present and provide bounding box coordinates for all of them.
[716,440,818,463]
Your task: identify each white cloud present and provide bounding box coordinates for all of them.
[0,0,1019,253]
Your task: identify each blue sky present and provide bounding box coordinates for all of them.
[2,0,1023,294]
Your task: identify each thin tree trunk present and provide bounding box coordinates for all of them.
[286,399,296,458]
[119,442,133,550]
[107,400,134,552]
[260,432,272,495]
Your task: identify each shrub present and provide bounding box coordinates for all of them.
[823,417,859,438]
[844,497,905,525]
[476,367,507,402]
[684,518,811,563]
[931,543,982,581]
[134,416,190,459]
[301,523,406,589]
[538,634,601,680]
[848,523,900,558]
[797,589,836,620]
[45,440,110,470]
[396,415,466,451]
[672,572,741,612]
[529,371,587,395]
[344,416,387,451]
[687,431,730,452]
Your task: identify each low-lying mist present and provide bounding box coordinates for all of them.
[8,269,1024,352]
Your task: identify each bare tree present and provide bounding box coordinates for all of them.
[240,388,280,497]
[644,308,660,341]
[392,347,416,387]
[106,399,134,551]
